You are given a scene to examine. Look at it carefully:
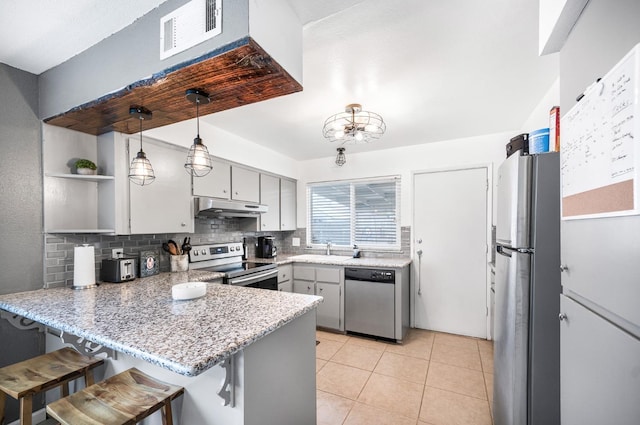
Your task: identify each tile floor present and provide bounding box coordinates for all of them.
[315,328,494,425]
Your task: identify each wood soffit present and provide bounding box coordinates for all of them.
[44,37,302,136]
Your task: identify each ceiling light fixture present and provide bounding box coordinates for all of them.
[128,106,155,186]
[184,88,213,177]
[335,147,346,166]
[322,103,386,144]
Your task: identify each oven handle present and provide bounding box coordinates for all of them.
[228,269,278,286]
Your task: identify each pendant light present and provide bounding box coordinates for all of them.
[128,106,155,186]
[184,88,213,177]
[335,147,346,166]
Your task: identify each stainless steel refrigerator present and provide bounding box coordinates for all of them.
[493,151,561,425]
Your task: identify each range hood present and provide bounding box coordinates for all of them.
[194,197,268,218]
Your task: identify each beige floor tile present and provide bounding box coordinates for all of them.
[346,336,393,350]
[317,390,355,425]
[332,343,384,371]
[317,361,371,400]
[344,402,418,425]
[317,330,351,343]
[479,349,494,374]
[433,332,480,352]
[317,358,328,373]
[426,362,487,400]
[477,339,493,353]
[408,328,436,341]
[420,386,492,425]
[357,373,424,419]
[317,338,345,360]
[484,372,494,403]
[374,352,429,384]
[431,341,482,371]
[386,334,433,360]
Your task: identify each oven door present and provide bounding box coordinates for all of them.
[227,268,279,290]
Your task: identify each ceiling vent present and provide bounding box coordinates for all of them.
[160,0,223,60]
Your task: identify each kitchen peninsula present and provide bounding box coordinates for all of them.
[0,271,322,425]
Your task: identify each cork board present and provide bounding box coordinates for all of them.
[561,43,640,219]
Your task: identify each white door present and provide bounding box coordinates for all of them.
[413,166,488,338]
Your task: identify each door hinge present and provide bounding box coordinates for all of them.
[486,180,489,191]
[486,307,489,316]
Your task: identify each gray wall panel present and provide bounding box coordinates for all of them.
[0,62,45,422]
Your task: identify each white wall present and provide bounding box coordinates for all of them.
[521,77,560,132]
[145,119,299,179]
[295,131,513,227]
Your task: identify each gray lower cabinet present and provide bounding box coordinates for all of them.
[278,264,293,292]
[293,265,343,331]
[560,295,640,425]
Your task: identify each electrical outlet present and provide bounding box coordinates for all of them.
[292,237,300,247]
[112,248,124,259]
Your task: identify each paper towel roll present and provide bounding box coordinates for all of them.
[73,245,96,289]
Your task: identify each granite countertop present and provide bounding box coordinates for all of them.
[251,254,412,268]
[0,270,322,377]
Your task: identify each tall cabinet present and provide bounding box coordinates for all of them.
[260,174,297,232]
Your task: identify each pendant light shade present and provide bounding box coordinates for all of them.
[185,88,213,177]
[335,147,346,166]
[128,106,155,186]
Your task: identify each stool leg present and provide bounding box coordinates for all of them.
[0,391,6,425]
[84,369,95,387]
[61,382,70,398]
[161,400,173,425]
[19,394,32,425]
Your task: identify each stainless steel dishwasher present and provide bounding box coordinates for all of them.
[345,267,395,339]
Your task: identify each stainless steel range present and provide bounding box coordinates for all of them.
[188,242,278,290]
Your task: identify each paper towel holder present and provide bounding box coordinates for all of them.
[72,244,98,290]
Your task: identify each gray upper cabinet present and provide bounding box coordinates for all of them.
[260,175,297,232]
[280,178,297,231]
[192,159,231,199]
[231,166,260,203]
[128,138,193,234]
[260,174,280,231]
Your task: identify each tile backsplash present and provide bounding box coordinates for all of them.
[45,217,411,288]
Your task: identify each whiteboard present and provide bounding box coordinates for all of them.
[561,43,640,219]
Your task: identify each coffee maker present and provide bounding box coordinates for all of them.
[256,236,277,258]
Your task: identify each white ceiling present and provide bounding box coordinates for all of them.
[0,0,558,161]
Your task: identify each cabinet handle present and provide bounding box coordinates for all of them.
[560,264,569,272]
[558,313,567,321]
[181,222,186,227]
[223,190,227,193]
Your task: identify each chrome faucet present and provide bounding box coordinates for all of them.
[326,241,332,255]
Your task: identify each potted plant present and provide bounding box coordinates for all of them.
[75,159,97,175]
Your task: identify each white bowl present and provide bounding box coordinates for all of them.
[172,281,207,300]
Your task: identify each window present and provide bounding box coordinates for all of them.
[307,177,400,250]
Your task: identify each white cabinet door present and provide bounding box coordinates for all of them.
[129,138,193,234]
[192,159,230,199]
[280,178,297,231]
[231,167,259,203]
[260,174,280,231]
[293,279,314,295]
[317,282,341,329]
[278,280,293,292]
[560,295,640,425]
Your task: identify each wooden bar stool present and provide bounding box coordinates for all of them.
[46,368,184,425]
[0,347,104,425]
